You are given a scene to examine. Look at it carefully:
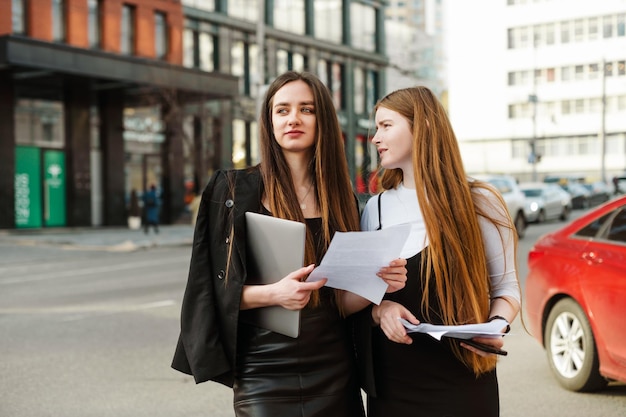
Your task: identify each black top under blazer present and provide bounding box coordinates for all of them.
[171,166,263,387]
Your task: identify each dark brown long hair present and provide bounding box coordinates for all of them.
[374,86,518,374]
[259,71,360,307]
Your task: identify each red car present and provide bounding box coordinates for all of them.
[525,196,626,392]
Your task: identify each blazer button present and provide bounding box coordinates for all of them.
[225,199,234,208]
[225,237,230,244]
[217,270,225,280]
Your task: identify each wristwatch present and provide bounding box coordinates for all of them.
[488,315,511,333]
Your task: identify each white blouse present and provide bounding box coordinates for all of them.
[361,183,521,305]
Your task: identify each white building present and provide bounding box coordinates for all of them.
[446,0,626,183]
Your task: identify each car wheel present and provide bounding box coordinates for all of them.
[514,212,526,239]
[544,298,607,392]
[560,206,570,221]
[537,210,546,223]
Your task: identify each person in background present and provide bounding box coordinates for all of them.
[171,71,407,417]
[142,184,160,234]
[356,86,521,417]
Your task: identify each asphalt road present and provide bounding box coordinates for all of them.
[1,214,625,416]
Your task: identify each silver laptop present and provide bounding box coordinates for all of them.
[243,212,306,338]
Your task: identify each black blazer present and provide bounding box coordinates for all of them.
[171,166,263,387]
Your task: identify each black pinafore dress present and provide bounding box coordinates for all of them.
[368,195,499,417]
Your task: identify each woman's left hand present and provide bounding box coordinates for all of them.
[377,258,407,293]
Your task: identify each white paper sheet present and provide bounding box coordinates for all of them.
[399,318,508,340]
[307,223,411,304]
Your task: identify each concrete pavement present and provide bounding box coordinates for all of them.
[0,224,195,252]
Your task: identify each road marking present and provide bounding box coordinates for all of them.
[0,299,177,317]
[0,257,187,285]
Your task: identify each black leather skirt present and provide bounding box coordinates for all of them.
[233,294,365,417]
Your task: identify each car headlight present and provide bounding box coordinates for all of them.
[530,202,539,212]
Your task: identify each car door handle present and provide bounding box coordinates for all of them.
[582,252,602,264]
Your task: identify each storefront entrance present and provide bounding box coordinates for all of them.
[14,146,66,228]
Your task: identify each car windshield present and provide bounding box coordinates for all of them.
[523,189,542,197]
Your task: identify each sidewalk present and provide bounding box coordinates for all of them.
[0,224,195,252]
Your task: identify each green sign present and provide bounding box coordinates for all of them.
[44,150,66,227]
[15,146,42,228]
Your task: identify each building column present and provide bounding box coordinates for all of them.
[65,77,92,226]
[0,72,15,229]
[161,97,185,224]
[99,90,126,226]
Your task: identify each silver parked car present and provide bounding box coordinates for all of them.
[519,182,571,223]
[472,174,527,239]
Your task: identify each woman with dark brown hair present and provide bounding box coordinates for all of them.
[171,71,407,416]
[357,86,521,417]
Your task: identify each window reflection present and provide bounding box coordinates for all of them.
[314,0,342,43]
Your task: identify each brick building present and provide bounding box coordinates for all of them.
[1,0,390,229]
[0,0,237,228]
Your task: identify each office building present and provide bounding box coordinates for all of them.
[447,0,626,183]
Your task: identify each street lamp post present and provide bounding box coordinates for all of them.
[529,93,538,182]
[600,59,607,184]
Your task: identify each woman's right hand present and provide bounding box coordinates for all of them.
[373,300,419,345]
[271,264,327,310]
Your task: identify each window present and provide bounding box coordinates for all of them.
[15,99,65,147]
[52,0,66,42]
[330,62,344,109]
[12,0,26,34]
[315,0,342,43]
[575,213,611,238]
[273,0,305,35]
[607,209,626,243]
[560,21,570,43]
[155,12,168,60]
[603,15,614,38]
[121,5,135,55]
[365,70,378,113]
[228,0,259,21]
[589,63,599,80]
[618,14,625,37]
[574,19,583,42]
[546,23,555,44]
[354,67,365,114]
[88,0,101,48]
[588,17,598,40]
[317,59,329,86]
[182,0,215,11]
[183,20,217,71]
[350,2,377,52]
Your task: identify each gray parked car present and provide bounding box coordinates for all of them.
[519,182,571,223]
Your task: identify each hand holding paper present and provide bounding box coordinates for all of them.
[399,318,509,341]
[307,223,411,304]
